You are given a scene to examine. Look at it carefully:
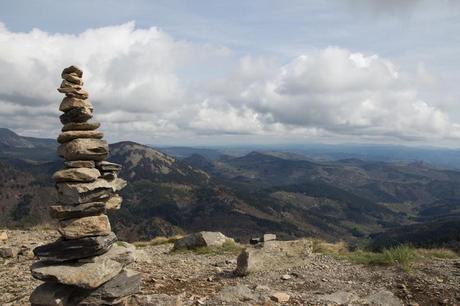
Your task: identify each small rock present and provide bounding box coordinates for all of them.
[105,195,123,211]
[281,274,291,280]
[0,230,7,241]
[262,234,276,242]
[250,238,261,245]
[270,292,290,303]
[62,65,83,78]
[254,285,271,292]
[0,246,18,258]
[361,290,403,306]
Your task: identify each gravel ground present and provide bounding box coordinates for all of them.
[1,229,460,306]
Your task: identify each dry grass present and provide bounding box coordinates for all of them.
[133,235,183,248]
[311,238,459,271]
[416,248,459,259]
[311,239,348,254]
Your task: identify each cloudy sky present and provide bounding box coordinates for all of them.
[1,0,460,147]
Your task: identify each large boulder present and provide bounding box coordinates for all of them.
[58,138,108,161]
[58,215,111,239]
[173,231,234,250]
[33,232,117,262]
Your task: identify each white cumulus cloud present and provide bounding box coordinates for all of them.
[0,22,458,145]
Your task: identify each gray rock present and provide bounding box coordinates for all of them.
[33,232,117,262]
[58,215,111,239]
[31,255,123,289]
[214,285,260,304]
[30,282,74,306]
[64,160,95,168]
[262,233,276,242]
[62,72,83,85]
[75,269,141,305]
[57,86,89,99]
[62,65,83,78]
[52,168,101,183]
[59,97,91,112]
[0,246,18,258]
[59,107,92,124]
[96,161,122,172]
[318,291,359,304]
[57,130,104,144]
[78,242,135,267]
[105,195,123,211]
[56,178,125,204]
[58,139,108,161]
[131,294,183,306]
[49,201,106,220]
[173,231,234,250]
[62,121,100,132]
[101,171,117,181]
[361,290,404,306]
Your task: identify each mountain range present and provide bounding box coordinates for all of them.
[1,128,459,251]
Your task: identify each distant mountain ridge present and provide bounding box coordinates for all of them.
[0,128,57,162]
[0,128,459,250]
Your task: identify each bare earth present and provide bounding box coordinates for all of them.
[1,230,459,306]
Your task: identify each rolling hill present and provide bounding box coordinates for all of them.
[0,128,459,249]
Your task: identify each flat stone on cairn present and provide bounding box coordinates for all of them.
[29,65,140,305]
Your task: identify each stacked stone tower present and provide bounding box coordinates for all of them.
[29,66,140,305]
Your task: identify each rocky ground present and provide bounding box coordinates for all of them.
[1,229,460,306]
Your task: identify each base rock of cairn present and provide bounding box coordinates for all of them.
[29,65,140,305]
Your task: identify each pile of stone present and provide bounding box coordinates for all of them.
[29,66,140,305]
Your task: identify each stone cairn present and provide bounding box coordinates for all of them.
[29,66,141,305]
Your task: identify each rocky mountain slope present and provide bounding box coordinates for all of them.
[0,128,459,249]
